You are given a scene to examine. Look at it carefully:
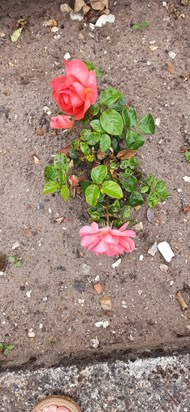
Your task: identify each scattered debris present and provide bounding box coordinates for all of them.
[147,207,155,222]
[169,51,176,60]
[91,336,99,348]
[158,241,175,262]
[33,155,40,164]
[64,52,71,60]
[10,27,23,43]
[183,205,190,213]
[60,3,72,13]
[43,106,51,116]
[166,63,174,73]
[112,258,121,269]
[12,241,20,250]
[47,19,58,27]
[176,291,188,310]
[28,328,36,338]
[95,14,115,27]
[95,320,110,328]
[159,264,168,273]
[134,222,143,231]
[148,242,158,256]
[93,283,103,294]
[35,127,44,136]
[155,117,161,127]
[100,296,112,310]
[54,214,64,224]
[183,176,190,183]
[70,11,84,21]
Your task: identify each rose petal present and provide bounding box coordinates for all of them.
[64,59,89,85]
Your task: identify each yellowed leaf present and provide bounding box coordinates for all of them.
[11,27,23,43]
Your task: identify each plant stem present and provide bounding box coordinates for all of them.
[106,200,109,226]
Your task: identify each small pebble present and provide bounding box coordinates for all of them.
[148,242,158,256]
[139,255,144,261]
[0,271,4,276]
[169,51,176,59]
[95,14,115,27]
[147,208,155,222]
[170,280,174,286]
[28,329,35,338]
[128,334,134,342]
[43,296,48,302]
[134,222,143,231]
[12,241,20,250]
[160,264,168,273]
[26,290,32,298]
[91,336,99,349]
[95,320,110,328]
[64,52,71,60]
[155,117,160,127]
[70,11,83,21]
[112,258,121,269]
[183,176,190,183]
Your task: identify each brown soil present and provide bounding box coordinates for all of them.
[0,0,190,371]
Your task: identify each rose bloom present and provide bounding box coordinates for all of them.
[50,115,74,129]
[80,222,136,257]
[51,59,97,120]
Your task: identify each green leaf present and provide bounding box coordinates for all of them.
[95,68,103,79]
[54,153,69,172]
[100,134,111,152]
[147,191,159,208]
[122,107,137,128]
[120,156,139,170]
[87,132,101,146]
[0,343,3,351]
[84,61,95,70]
[85,184,100,206]
[185,151,190,162]
[121,205,131,219]
[132,21,149,30]
[43,181,60,194]
[158,190,169,201]
[83,62,103,79]
[8,256,16,263]
[119,175,138,192]
[101,181,123,199]
[109,94,126,111]
[89,103,100,116]
[99,88,122,106]
[91,165,107,184]
[80,129,91,140]
[61,185,69,201]
[128,191,144,206]
[80,142,91,155]
[138,114,155,134]
[108,200,120,214]
[87,205,105,222]
[15,259,21,268]
[154,180,166,194]
[3,344,14,357]
[90,119,104,133]
[86,154,95,162]
[126,130,145,150]
[111,137,118,151]
[100,109,123,136]
[140,185,149,193]
[80,181,91,193]
[11,27,23,42]
[44,165,57,182]
[68,147,79,159]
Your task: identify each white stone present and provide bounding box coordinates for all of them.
[112,258,121,269]
[0,271,4,276]
[160,264,168,273]
[91,336,99,349]
[70,11,83,21]
[158,241,175,263]
[169,51,176,59]
[28,329,35,338]
[183,176,190,183]
[95,14,115,27]
[64,52,71,60]
[155,117,161,127]
[12,241,20,250]
[26,290,32,298]
[95,320,110,328]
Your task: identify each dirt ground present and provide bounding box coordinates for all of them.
[0,0,190,371]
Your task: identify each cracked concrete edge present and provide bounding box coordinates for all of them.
[0,354,190,411]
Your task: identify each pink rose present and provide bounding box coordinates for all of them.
[80,222,136,256]
[40,406,70,412]
[51,59,97,120]
[50,115,74,129]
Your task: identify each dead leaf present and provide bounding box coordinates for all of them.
[59,144,72,156]
[90,0,108,11]
[110,169,118,179]
[35,127,44,136]
[93,283,103,294]
[83,4,91,14]
[54,214,64,224]
[116,149,137,160]
[17,18,27,26]
[97,149,106,160]
[100,296,112,310]
[47,19,58,27]
[74,0,86,13]
[166,63,174,73]
[11,27,23,42]
[176,291,188,310]
[183,205,190,213]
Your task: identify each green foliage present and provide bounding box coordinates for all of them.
[185,151,190,162]
[0,342,14,357]
[8,256,21,268]
[43,63,169,228]
[132,21,149,30]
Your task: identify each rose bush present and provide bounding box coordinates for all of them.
[51,59,97,121]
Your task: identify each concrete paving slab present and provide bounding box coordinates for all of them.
[0,354,190,411]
